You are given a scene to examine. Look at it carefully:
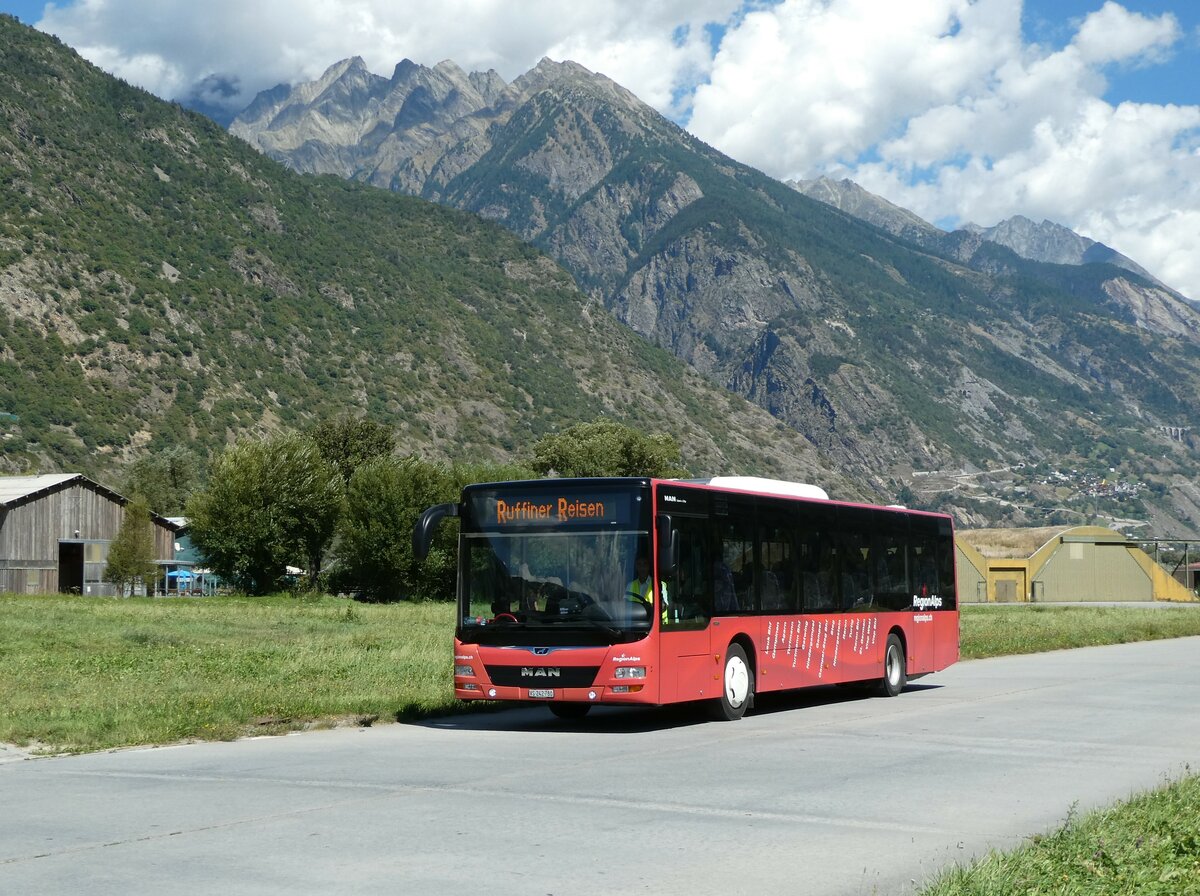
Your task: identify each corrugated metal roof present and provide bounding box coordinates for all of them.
[0,475,183,531]
[0,473,81,507]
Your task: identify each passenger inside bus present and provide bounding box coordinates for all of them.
[713,560,737,612]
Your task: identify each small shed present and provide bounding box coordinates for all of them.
[0,474,179,595]
[955,526,1195,603]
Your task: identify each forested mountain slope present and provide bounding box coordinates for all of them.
[0,16,844,492]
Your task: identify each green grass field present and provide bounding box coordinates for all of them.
[0,593,456,752]
[959,604,1200,659]
[3,596,1199,753]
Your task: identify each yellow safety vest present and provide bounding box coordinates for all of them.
[627,576,653,601]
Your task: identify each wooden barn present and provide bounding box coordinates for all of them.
[0,474,180,596]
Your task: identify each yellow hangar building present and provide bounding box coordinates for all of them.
[955,526,1196,603]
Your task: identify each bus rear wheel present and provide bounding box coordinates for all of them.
[548,703,592,720]
[877,633,907,697]
[709,643,753,721]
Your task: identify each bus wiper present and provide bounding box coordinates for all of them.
[578,615,622,638]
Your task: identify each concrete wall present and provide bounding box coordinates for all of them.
[955,540,988,604]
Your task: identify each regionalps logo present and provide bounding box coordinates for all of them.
[913,595,943,610]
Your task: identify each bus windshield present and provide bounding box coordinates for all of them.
[458,482,653,646]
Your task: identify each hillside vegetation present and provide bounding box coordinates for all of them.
[0,15,841,489]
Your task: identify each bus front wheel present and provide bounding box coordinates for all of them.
[710,643,753,721]
[877,633,907,697]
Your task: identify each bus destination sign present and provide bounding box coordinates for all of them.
[496,497,610,525]
[469,488,637,529]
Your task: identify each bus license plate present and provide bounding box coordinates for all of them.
[528,689,555,699]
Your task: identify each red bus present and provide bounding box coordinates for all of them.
[414,476,958,721]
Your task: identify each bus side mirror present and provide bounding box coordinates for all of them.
[656,514,678,579]
[413,503,459,561]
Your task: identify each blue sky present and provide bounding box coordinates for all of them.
[3,1,1198,298]
[1022,0,1198,105]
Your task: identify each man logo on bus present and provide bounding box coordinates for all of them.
[521,667,561,678]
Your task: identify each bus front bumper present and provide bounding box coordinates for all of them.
[454,683,653,704]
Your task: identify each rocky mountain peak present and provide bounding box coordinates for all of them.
[389,58,419,81]
[513,57,584,91]
[304,56,377,100]
[430,58,471,84]
[796,178,1184,301]
[962,214,1162,285]
[467,68,510,105]
[512,57,642,112]
[968,215,1091,265]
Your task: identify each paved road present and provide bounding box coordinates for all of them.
[3,637,1199,895]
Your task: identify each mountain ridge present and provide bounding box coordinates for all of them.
[791,176,1186,303]
[229,54,1200,533]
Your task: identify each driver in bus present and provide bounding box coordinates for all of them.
[628,554,670,623]
[627,554,653,604]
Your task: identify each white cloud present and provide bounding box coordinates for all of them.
[688,0,1023,174]
[689,0,1200,299]
[1073,0,1179,66]
[29,0,1200,299]
[36,0,739,118]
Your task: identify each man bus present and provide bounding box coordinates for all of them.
[413,476,958,721]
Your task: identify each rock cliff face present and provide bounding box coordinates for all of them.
[232,57,1200,530]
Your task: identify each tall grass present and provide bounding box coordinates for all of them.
[960,605,1200,659]
[920,772,1200,895]
[0,593,457,752]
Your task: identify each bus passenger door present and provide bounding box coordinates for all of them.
[659,516,713,703]
[908,535,939,673]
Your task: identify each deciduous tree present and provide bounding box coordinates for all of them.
[309,416,395,484]
[335,458,535,601]
[122,446,200,515]
[186,434,343,595]
[104,496,157,596]
[531,420,688,478]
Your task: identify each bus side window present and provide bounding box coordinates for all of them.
[663,517,712,626]
[873,530,910,611]
[758,524,796,611]
[936,529,957,607]
[801,534,836,612]
[718,517,753,613]
[912,540,938,602]
[838,531,871,611]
